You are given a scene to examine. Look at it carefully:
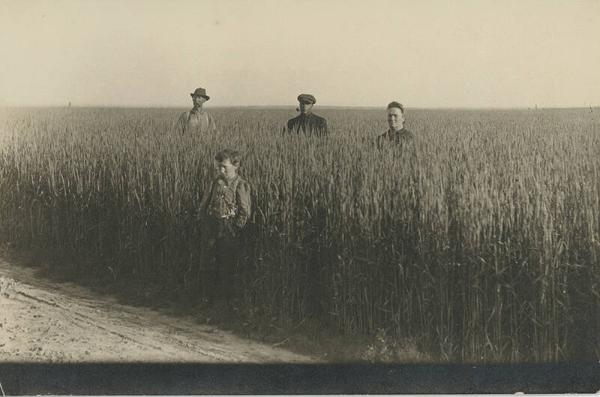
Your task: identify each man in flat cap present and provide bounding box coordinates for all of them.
[175,87,217,135]
[286,94,329,137]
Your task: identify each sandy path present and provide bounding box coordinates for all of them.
[0,259,316,363]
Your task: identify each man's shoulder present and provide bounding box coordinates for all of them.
[178,110,192,119]
[401,128,414,138]
[390,128,415,140]
[310,113,327,122]
[377,129,414,145]
[378,130,390,139]
[287,114,302,125]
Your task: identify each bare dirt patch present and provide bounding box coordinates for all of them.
[0,259,316,363]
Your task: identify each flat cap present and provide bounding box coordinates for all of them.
[297,94,316,104]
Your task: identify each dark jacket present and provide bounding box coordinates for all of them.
[377,128,415,150]
[201,174,252,238]
[286,112,329,137]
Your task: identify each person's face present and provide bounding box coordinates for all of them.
[215,159,238,180]
[192,95,207,107]
[387,107,405,131]
[299,101,313,114]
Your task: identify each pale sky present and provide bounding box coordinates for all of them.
[1,0,599,108]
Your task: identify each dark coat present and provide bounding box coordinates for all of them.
[377,128,415,150]
[286,112,329,137]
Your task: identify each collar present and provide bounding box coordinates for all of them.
[218,174,239,186]
[388,128,406,136]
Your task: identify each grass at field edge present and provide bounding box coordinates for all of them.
[0,243,430,364]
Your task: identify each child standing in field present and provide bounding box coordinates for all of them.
[200,149,252,308]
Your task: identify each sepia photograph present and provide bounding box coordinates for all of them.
[1,0,600,393]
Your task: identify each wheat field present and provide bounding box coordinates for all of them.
[0,106,599,362]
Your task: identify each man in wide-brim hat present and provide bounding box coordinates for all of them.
[285,93,328,137]
[175,87,217,134]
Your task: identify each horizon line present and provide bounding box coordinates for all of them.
[2,104,598,110]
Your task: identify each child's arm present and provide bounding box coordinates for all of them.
[198,180,215,219]
[233,181,252,229]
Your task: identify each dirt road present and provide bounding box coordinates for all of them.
[0,259,315,363]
